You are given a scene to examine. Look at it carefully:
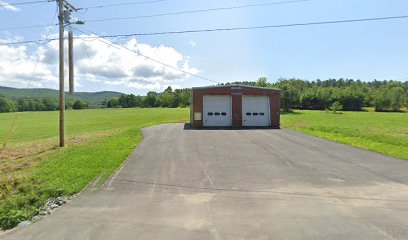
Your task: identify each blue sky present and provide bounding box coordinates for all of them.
[0,0,407,94]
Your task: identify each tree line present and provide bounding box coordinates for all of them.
[0,97,89,113]
[107,79,407,112]
[0,86,191,113]
[1,79,407,113]
[106,87,191,109]
[221,78,408,112]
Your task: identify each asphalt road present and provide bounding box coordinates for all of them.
[2,124,408,240]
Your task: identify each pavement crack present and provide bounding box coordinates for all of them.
[111,178,408,204]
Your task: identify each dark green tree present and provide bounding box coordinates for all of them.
[72,100,84,110]
[256,77,269,87]
[144,91,159,107]
[0,97,12,113]
[107,98,120,108]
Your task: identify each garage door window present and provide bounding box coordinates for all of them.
[214,112,220,116]
[259,112,265,116]
[221,112,227,116]
[253,113,259,116]
[246,112,251,116]
[207,112,214,116]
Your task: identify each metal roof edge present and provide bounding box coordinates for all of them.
[192,84,281,91]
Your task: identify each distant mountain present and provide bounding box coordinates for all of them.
[0,86,123,104]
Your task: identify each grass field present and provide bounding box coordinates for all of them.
[0,108,189,229]
[0,108,407,229]
[281,110,408,160]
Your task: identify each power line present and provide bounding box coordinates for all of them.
[0,0,313,30]
[1,1,59,149]
[77,0,167,10]
[0,0,311,31]
[2,14,408,46]
[73,27,220,84]
[0,0,56,30]
[0,23,57,31]
[80,39,99,92]
[0,39,57,45]
[0,0,52,7]
[27,2,59,89]
[94,15,408,37]
[84,0,312,23]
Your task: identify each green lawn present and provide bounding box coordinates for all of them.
[0,108,407,229]
[0,108,188,146]
[0,108,189,229]
[281,110,408,160]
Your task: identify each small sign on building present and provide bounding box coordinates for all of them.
[194,112,202,121]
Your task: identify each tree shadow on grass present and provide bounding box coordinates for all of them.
[280,110,303,115]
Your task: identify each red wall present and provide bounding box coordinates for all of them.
[191,86,280,128]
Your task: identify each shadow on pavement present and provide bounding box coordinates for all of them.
[183,123,281,131]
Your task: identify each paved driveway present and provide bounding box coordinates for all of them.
[2,124,408,239]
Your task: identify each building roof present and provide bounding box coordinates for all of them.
[192,84,281,91]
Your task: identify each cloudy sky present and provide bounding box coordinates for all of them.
[1,0,407,94]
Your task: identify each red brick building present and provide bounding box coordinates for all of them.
[190,85,280,128]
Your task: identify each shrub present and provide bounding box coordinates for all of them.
[0,97,12,113]
[72,100,84,110]
[374,87,406,112]
[329,101,343,113]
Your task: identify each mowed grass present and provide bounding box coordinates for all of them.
[0,108,189,229]
[281,110,408,160]
[0,108,188,145]
[1,108,407,229]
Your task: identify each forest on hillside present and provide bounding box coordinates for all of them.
[0,97,92,113]
[1,78,407,113]
[0,87,122,113]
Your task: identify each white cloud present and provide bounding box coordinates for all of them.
[0,36,23,44]
[128,82,161,91]
[0,44,57,88]
[0,1,20,11]
[189,41,197,47]
[104,80,125,86]
[0,35,199,92]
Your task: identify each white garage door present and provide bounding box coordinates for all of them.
[242,96,270,127]
[203,95,232,127]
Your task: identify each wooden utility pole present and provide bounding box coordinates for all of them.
[58,0,65,147]
[68,29,74,96]
[57,0,79,147]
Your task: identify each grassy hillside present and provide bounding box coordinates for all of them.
[0,86,123,104]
